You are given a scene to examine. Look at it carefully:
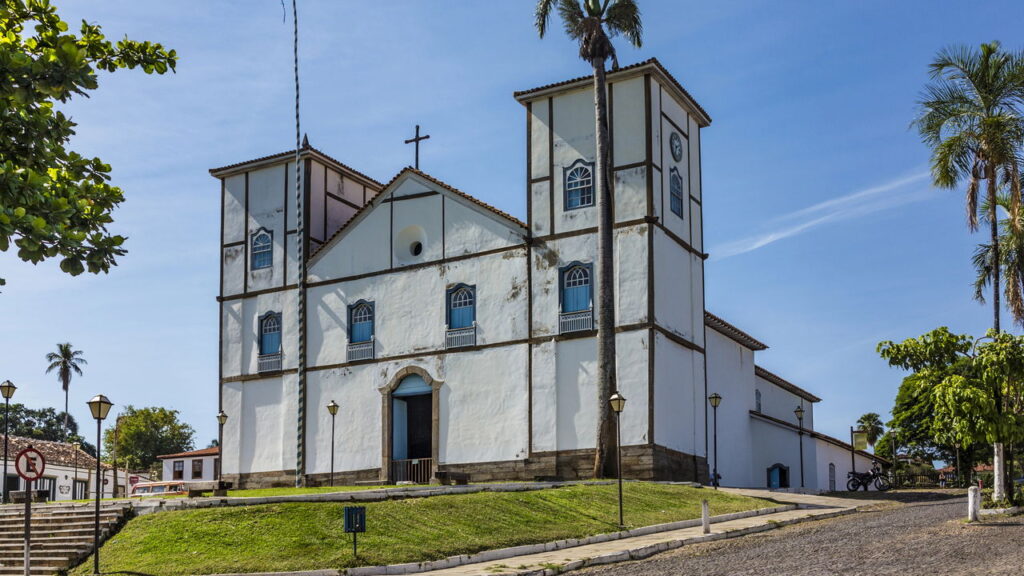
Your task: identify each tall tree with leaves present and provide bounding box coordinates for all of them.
[45,342,85,439]
[102,406,195,472]
[856,413,885,449]
[915,41,1024,500]
[0,0,176,287]
[535,0,643,479]
[974,191,1024,326]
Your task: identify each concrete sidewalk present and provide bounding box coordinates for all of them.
[417,490,874,576]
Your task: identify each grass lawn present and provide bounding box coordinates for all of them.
[74,483,774,576]
[221,484,388,498]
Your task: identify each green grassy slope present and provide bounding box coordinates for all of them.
[75,483,774,575]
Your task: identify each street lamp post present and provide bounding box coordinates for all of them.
[0,380,15,504]
[707,393,721,489]
[73,442,81,499]
[216,411,228,485]
[326,401,339,487]
[794,405,805,489]
[608,392,626,529]
[87,394,112,576]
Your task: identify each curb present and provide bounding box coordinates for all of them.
[201,504,799,576]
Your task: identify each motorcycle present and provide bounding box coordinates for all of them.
[847,463,891,492]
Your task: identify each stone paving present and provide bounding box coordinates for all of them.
[419,489,870,576]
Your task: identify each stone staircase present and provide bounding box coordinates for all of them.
[0,502,131,575]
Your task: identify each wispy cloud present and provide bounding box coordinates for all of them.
[713,171,934,260]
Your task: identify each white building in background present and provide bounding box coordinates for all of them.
[157,447,220,482]
[1,436,130,501]
[212,58,880,491]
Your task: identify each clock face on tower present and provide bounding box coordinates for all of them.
[670,132,684,163]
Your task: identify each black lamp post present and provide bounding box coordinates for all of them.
[87,394,112,576]
[794,405,805,489]
[326,400,339,487]
[73,442,81,499]
[608,391,626,529]
[216,410,228,485]
[708,393,721,489]
[0,380,15,504]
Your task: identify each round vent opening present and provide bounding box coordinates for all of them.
[411,241,423,256]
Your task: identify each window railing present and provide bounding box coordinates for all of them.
[559,309,594,334]
[257,352,282,373]
[347,338,375,362]
[445,324,477,349]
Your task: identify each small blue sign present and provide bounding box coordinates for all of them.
[344,506,366,533]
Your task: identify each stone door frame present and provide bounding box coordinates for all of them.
[380,366,443,482]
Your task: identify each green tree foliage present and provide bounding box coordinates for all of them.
[856,412,884,447]
[102,406,194,471]
[0,0,176,286]
[3,403,94,454]
[879,328,1024,493]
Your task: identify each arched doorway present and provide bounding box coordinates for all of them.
[381,368,442,483]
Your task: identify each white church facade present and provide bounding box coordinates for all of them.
[212,59,879,491]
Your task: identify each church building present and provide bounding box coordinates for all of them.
[211,59,879,491]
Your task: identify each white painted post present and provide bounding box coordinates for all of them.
[968,486,980,522]
[993,443,1006,502]
[702,499,710,534]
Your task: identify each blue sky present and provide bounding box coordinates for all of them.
[2,1,1022,450]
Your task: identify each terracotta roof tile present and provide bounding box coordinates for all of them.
[1,435,109,470]
[513,57,711,125]
[157,447,219,460]
[208,145,384,189]
[704,312,768,351]
[754,365,822,403]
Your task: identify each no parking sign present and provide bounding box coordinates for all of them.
[14,447,44,482]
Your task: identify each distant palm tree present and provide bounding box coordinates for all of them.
[45,343,86,440]
[856,413,885,449]
[915,41,1024,334]
[535,0,643,478]
[974,190,1024,326]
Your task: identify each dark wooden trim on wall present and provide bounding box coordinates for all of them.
[306,244,527,290]
[527,101,533,232]
[548,97,555,236]
[441,196,446,260]
[526,246,534,456]
[243,171,250,294]
[222,368,299,384]
[283,163,290,286]
[218,177,226,415]
[651,220,707,260]
[218,284,298,303]
[614,161,646,172]
[382,191,439,203]
[648,326,656,446]
[661,111,688,140]
[644,73,653,220]
[223,240,245,249]
[303,158,312,264]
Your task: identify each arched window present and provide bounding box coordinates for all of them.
[349,301,375,343]
[259,313,281,355]
[669,167,684,218]
[564,160,595,210]
[560,263,592,313]
[251,229,273,270]
[755,389,762,412]
[447,285,476,329]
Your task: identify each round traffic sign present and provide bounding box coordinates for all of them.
[15,447,45,482]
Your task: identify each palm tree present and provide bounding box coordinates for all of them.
[915,41,1024,502]
[916,41,1024,333]
[973,191,1024,327]
[45,343,86,440]
[536,0,643,478]
[856,413,885,449]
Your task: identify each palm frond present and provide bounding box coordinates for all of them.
[535,0,559,38]
[603,0,643,48]
[557,0,586,41]
[973,242,995,303]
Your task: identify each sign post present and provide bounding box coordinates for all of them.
[15,446,45,576]
[343,506,366,558]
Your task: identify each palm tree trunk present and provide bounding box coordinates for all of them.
[591,56,617,479]
[988,168,1008,502]
[64,387,69,440]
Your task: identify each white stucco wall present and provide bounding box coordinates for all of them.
[653,333,704,457]
[160,455,217,483]
[705,328,755,488]
[653,228,703,345]
[815,438,880,492]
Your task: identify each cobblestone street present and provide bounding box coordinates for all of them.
[580,492,1023,576]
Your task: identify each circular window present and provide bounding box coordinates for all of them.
[411,241,423,256]
[395,225,427,263]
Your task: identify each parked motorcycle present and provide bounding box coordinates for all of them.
[847,462,891,492]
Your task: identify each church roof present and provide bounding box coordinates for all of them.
[208,144,383,190]
[754,365,822,403]
[310,167,526,259]
[704,312,768,351]
[513,58,712,127]
[157,447,219,460]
